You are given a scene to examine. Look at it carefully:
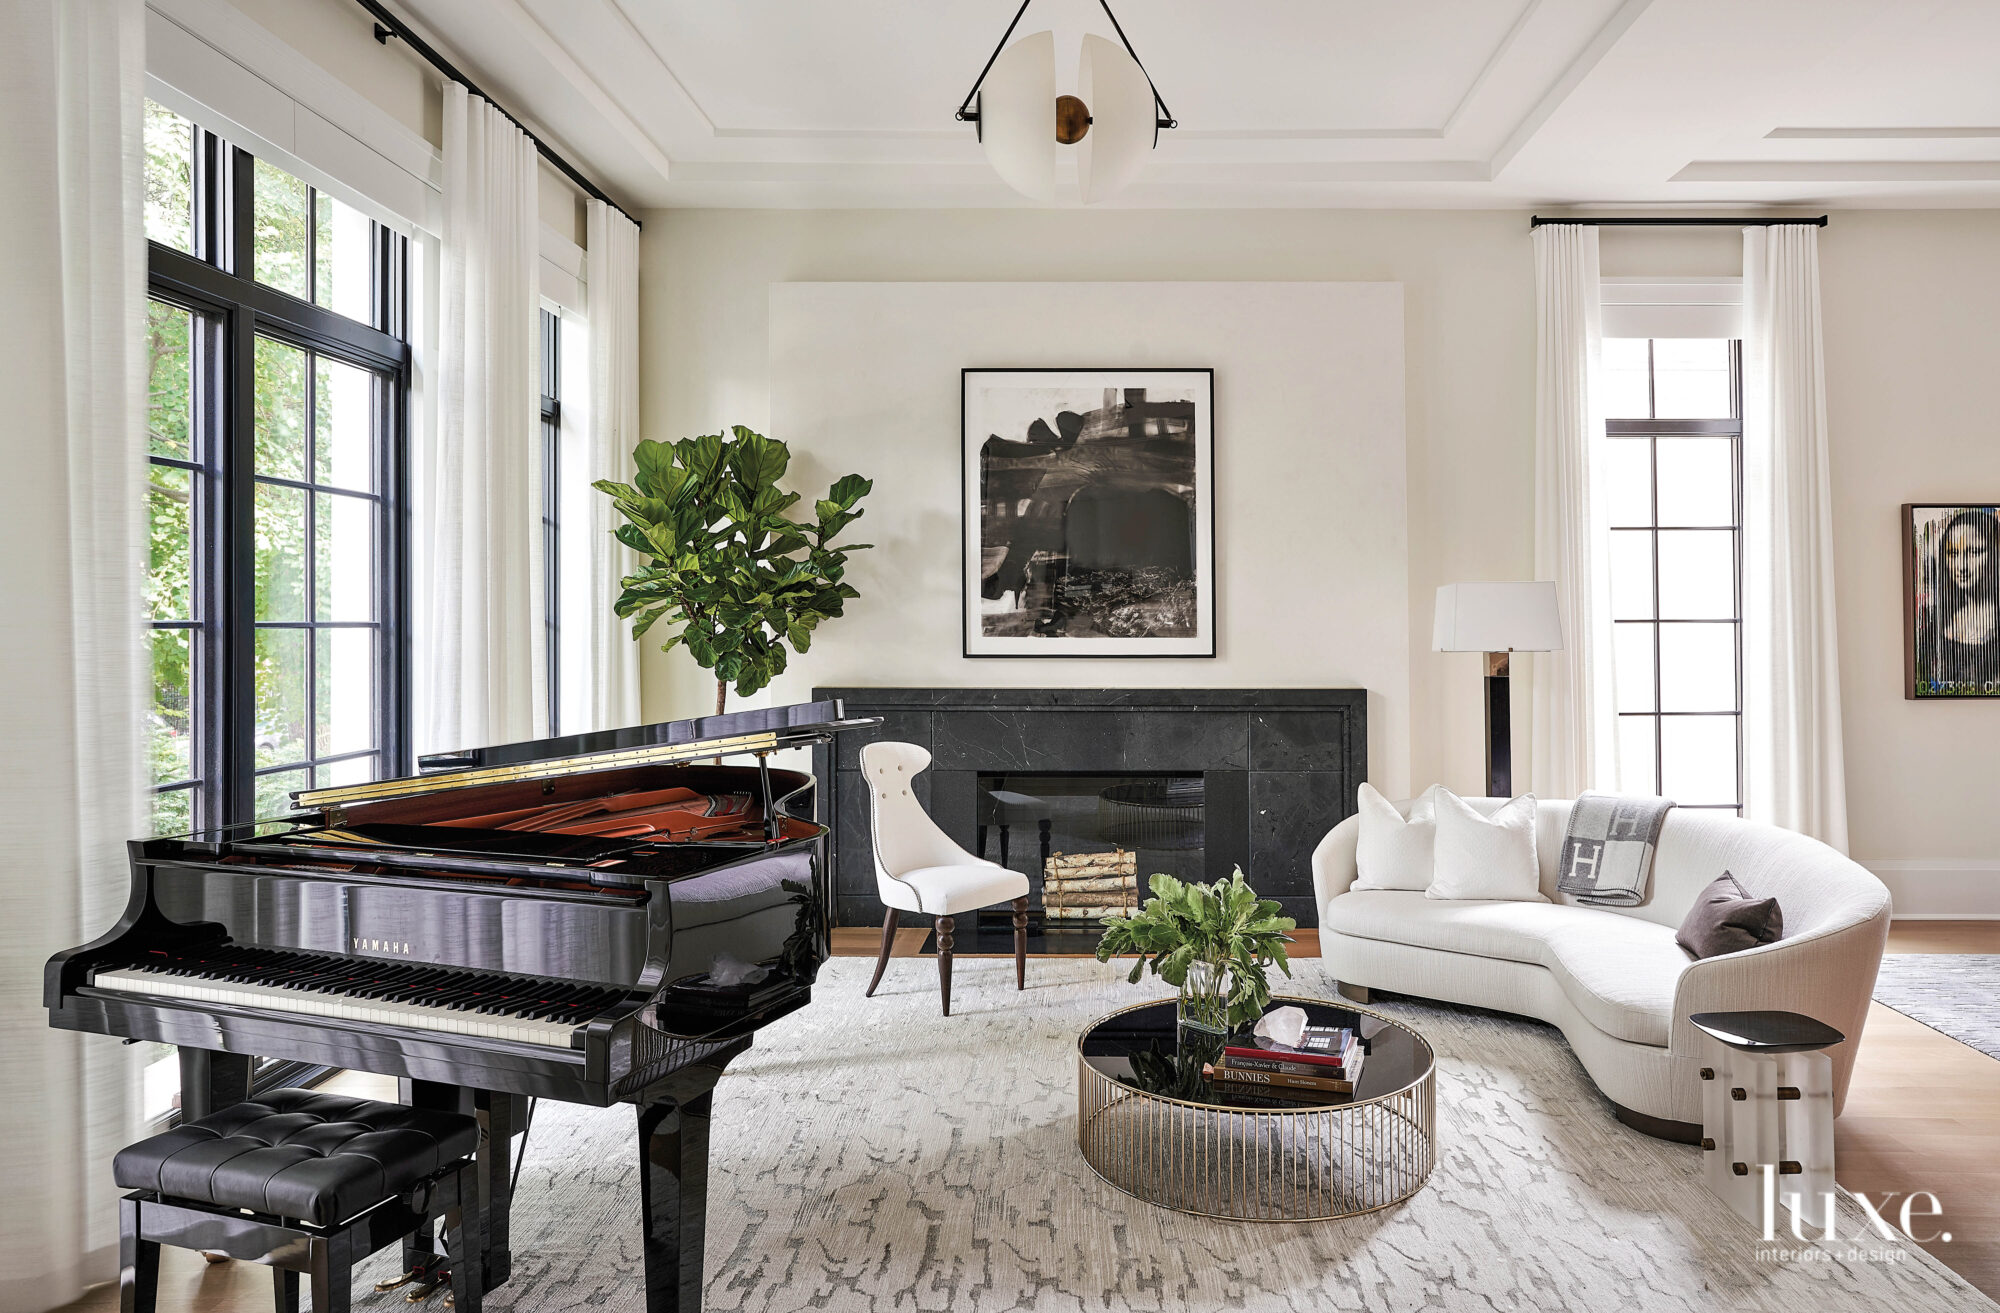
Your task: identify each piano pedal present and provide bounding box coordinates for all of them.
[375,1270,420,1291]
[405,1274,448,1303]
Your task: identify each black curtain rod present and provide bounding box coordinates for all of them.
[354,0,641,230]
[1531,215,1827,228]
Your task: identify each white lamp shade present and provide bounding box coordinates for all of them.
[1433,582,1564,653]
[1076,33,1156,204]
[978,30,1056,203]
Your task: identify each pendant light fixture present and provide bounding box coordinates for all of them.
[955,0,1178,204]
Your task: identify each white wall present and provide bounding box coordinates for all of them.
[1819,212,2000,914]
[639,208,1538,801]
[634,206,2000,913]
[767,281,1410,794]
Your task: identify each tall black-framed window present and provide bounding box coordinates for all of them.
[142,101,411,835]
[1601,338,1744,814]
[540,308,562,736]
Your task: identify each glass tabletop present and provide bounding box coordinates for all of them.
[1078,995,1435,1111]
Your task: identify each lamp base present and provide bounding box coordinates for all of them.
[1485,651,1512,798]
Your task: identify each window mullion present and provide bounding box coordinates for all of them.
[222,307,258,825]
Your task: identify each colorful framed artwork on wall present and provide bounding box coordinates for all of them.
[1903,502,2000,698]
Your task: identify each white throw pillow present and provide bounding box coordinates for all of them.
[1352,783,1438,891]
[1427,790,1546,902]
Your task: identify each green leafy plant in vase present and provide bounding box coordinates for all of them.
[1095,868,1296,1038]
[593,426,872,715]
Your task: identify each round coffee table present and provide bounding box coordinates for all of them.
[1076,996,1436,1221]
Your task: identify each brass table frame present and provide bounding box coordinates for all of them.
[1076,996,1437,1221]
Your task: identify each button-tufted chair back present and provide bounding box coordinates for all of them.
[859,741,971,903]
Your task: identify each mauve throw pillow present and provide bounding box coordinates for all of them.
[1675,872,1784,959]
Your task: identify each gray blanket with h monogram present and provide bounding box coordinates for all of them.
[1556,792,1676,906]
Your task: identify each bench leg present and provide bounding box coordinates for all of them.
[119,1196,159,1313]
[308,1233,351,1313]
[273,1268,299,1313]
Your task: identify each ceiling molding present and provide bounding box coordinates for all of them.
[599,0,1531,147]
[1766,126,2000,140]
[1438,0,1541,138]
[1486,0,1654,179]
[1674,160,2000,182]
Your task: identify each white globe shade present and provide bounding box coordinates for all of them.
[979,30,1056,203]
[1077,33,1156,204]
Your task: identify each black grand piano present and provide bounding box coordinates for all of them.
[46,699,874,1312]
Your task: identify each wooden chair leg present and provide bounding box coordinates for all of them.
[1012,896,1028,990]
[865,908,899,997]
[119,1196,159,1313]
[937,915,954,1017]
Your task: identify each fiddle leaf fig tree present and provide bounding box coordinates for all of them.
[593,426,872,715]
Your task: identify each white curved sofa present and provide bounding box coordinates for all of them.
[1312,797,1892,1136]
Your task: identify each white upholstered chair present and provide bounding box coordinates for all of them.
[860,741,1030,1015]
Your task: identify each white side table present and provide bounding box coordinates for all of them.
[1691,1010,1845,1235]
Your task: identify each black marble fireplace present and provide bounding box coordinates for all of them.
[811,688,1367,932]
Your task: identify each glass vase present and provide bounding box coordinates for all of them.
[1176,960,1230,1039]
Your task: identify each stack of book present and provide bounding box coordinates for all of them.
[1202,1024,1367,1104]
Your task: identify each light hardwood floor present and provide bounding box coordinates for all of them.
[60,922,1998,1310]
[1835,920,2000,1295]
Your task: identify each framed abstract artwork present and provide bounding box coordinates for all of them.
[962,368,1215,657]
[1902,502,2000,698]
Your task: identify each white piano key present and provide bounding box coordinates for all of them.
[93,967,583,1049]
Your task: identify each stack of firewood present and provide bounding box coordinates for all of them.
[1042,849,1140,920]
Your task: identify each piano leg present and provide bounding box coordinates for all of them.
[400,1084,521,1294]
[176,1048,253,1122]
[637,1092,713,1313]
[473,1089,522,1291]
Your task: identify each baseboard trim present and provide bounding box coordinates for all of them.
[1857,859,2000,918]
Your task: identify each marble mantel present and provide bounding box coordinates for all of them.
[810,688,1367,928]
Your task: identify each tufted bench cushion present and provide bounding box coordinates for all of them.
[114,1088,481,1227]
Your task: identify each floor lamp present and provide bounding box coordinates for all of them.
[1433,582,1564,798]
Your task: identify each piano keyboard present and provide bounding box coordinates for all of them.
[92,946,629,1050]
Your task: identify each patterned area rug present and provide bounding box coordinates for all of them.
[353,958,1995,1312]
[1872,954,2000,1060]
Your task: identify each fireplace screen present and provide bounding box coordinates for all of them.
[975,773,1204,928]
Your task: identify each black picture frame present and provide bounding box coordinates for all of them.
[1902,502,2000,698]
[961,367,1216,658]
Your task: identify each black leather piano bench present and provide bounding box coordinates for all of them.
[112,1088,484,1313]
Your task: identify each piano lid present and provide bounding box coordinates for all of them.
[293,699,875,811]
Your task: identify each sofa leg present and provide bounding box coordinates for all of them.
[1335,981,1372,1005]
[1613,1103,1703,1145]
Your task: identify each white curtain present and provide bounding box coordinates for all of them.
[1528,224,1617,799]
[421,84,544,753]
[0,2,148,1308]
[1742,225,1848,849]
[576,200,643,731]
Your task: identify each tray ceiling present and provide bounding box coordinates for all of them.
[381,0,2000,209]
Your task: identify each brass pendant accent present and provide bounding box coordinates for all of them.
[1055,94,1091,144]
